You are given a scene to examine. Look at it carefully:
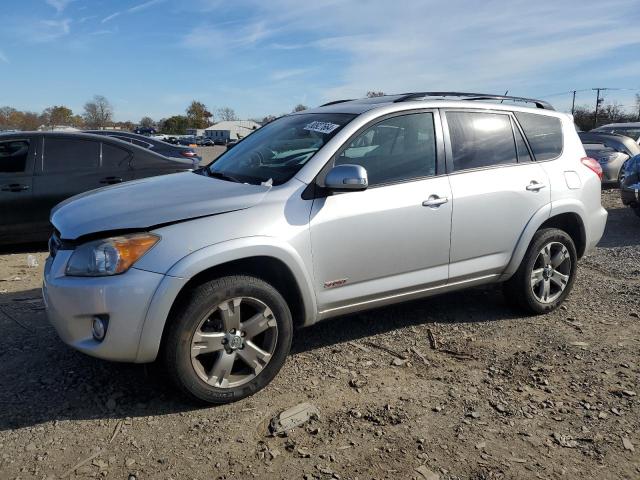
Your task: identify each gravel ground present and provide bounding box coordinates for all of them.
[0,189,638,480]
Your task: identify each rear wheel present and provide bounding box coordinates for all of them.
[164,275,293,404]
[504,228,577,314]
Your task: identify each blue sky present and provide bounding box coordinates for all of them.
[1,0,640,122]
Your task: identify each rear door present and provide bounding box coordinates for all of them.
[33,136,132,229]
[0,137,37,242]
[443,109,551,281]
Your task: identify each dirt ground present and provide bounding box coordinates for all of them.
[0,189,638,480]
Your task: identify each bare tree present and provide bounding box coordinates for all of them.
[635,94,640,121]
[217,107,238,122]
[83,95,113,129]
[292,104,307,112]
[140,116,155,128]
[366,91,385,98]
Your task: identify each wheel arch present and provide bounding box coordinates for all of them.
[500,202,587,281]
[134,238,317,363]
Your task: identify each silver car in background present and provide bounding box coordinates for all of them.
[579,131,640,184]
[43,92,607,404]
[592,122,640,144]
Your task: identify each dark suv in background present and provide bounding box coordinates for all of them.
[0,131,196,245]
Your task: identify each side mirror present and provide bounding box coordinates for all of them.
[324,164,368,192]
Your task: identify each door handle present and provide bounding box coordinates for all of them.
[422,195,449,208]
[526,181,547,192]
[1,183,30,192]
[100,176,123,184]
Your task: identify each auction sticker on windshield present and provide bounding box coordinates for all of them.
[303,121,341,134]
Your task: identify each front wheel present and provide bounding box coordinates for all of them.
[164,275,293,404]
[504,228,578,314]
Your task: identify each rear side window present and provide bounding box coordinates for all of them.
[0,140,30,173]
[515,112,563,161]
[43,138,100,172]
[447,112,517,171]
[513,120,533,162]
[102,143,130,169]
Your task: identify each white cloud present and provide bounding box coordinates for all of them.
[45,0,74,14]
[180,0,640,107]
[24,18,72,42]
[270,68,313,81]
[0,50,8,64]
[102,0,165,23]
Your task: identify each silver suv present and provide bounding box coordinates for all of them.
[43,92,608,404]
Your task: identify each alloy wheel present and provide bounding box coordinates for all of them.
[190,297,278,388]
[530,241,572,304]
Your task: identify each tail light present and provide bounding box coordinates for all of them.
[581,157,603,180]
[181,151,197,158]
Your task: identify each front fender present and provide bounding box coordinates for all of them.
[134,236,317,363]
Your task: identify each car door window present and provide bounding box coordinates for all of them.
[335,112,437,185]
[0,140,30,173]
[447,111,517,172]
[43,138,99,172]
[101,142,131,169]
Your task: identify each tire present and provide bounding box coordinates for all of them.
[504,228,578,314]
[164,275,293,404]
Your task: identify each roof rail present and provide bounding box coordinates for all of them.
[393,92,554,110]
[319,99,354,107]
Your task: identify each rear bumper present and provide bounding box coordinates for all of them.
[584,206,608,256]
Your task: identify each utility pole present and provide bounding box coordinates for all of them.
[593,88,604,127]
[571,90,576,115]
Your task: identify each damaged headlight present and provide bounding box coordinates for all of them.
[66,233,160,277]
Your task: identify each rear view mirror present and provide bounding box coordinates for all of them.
[324,164,368,192]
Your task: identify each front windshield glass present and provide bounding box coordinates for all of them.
[207,113,356,185]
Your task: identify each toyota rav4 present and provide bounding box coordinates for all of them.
[43,92,608,404]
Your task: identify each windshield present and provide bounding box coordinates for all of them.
[207,113,356,185]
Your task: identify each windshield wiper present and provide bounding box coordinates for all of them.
[207,170,242,183]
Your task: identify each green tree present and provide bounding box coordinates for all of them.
[186,101,213,129]
[83,95,113,129]
[161,115,189,134]
[42,105,74,127]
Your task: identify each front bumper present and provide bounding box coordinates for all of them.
[43,251,165,362]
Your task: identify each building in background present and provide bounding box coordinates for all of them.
[185,128,206,137]
[204,120,260,142]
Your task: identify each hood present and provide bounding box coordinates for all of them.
[51,172,271,240]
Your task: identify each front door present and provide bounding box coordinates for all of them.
[309,111,452,314]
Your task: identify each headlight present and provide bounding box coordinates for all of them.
[66,233,160,277]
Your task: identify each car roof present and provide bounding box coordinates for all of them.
[594,122,640,129]
[299,93,560,117]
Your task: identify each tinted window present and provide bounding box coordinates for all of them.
[102,143,130,169]
[447,112,517,171]
[335,113,437,185]
[609,128,640,140]
[44,138,100,172]
[0,140,29,173]
[515,112,563,161]
[513,119,533,162]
